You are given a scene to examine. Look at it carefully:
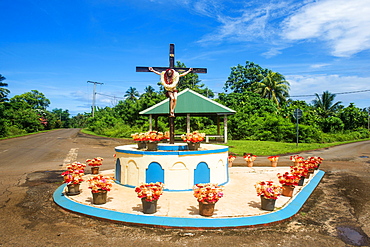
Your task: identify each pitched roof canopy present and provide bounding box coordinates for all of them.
[139,89,236,116]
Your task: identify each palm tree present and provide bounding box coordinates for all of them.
[144,85,155,97]
[312,91,343,117]
[253,70,290,106]
[124,87,139,101]
[0,74,10,102]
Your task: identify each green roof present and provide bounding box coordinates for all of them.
[139,89,236,116]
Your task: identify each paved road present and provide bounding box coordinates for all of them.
[0,129,369,246]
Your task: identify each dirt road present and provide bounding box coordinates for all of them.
[0,129,369,246]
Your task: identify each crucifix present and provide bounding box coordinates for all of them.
[136,44,207,144]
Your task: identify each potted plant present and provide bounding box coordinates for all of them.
[145,131,165,151]
[307,156,324,170]
[228,155,236,167]
[135,182,164,214]
[88,175,113,205]
[193,183,224,216]
[255,181,282,211]
[131,132,147,149]
[290,155,304,166]
[290,165,309,185]
[61,162,85,195]
[86,157,103,174]
[181,131,205,150]
[277,172,300,197]
[268,155,279,167]
[243,153,257,167]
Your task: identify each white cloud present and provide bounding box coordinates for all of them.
[310,63,330,69]
[197,1,293,44]
[194,0,370,58]
[282,0,370,57]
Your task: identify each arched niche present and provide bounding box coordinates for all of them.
[146,162,164,184]
[194,162,210,185]
[167,162,189,190]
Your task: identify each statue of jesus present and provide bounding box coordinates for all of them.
[149,67,193,117]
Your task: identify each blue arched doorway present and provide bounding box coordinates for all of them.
[194,162,210,184]
[146,162,164,183]
[115,158,121,183]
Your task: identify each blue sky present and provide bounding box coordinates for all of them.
[1,0,370,116]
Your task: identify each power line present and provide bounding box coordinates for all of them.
[289,89,370,98]
[96,92,125,99]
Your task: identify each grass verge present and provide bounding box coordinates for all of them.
[226,138,370,156]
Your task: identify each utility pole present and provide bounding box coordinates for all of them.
[87,81,103,117]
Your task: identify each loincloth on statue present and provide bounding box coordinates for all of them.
[165,90,178,98]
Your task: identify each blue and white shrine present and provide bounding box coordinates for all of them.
[114,143,229,191]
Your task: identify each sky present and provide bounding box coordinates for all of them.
[1,0,370,116]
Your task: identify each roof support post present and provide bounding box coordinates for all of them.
[149,114,152,131]
[224,115,228,143]
[217,116,220,135]
[187,114,190,133]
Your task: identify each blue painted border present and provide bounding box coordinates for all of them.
[53,170,324,228]
[115,147,229,156]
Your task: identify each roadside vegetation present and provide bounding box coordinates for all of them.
[1,60,369,146]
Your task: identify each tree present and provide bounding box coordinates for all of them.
[0,74,10,102]
[338,103,368,130]
[143,86,155,97]
[312,91,343,118]
[124,87,139,101]
[10,90,50,110]
[253,70,290,107]
[224,61,268,93]
[51,108,71,128]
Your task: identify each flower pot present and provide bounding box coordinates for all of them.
[246,161,254,167]
[298,177,305,186]
[199,201,215,217]
[92,190,107,205]
[282,185,295,197]
[137,141,146,149]
[66,183,80,195]
[260,196,276,211]
[228,161,233,167]
[141,198,158,214]
[305,173,310,179]
[91,166,99,174]
[187,142,200,150]
[147,142,158,151]
[271,161,278,167]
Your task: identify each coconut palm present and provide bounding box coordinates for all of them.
[144,85,155,97]
[253,70,290,107]
[124,87,139,101]
[312,91,343,117]
[0,74,10,102]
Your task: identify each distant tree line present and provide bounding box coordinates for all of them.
[1,60,369,142]
[0,74,85,137]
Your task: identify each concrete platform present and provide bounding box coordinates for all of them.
[53,167,324,229]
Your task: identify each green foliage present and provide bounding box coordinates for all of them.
[10,90,50,110]
[224,61,268,93]
[253,70,290,106]
[312,91,343,118]
[0,74,10,103]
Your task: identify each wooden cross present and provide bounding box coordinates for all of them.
[136,44,207,73]
[136,44,207,144]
